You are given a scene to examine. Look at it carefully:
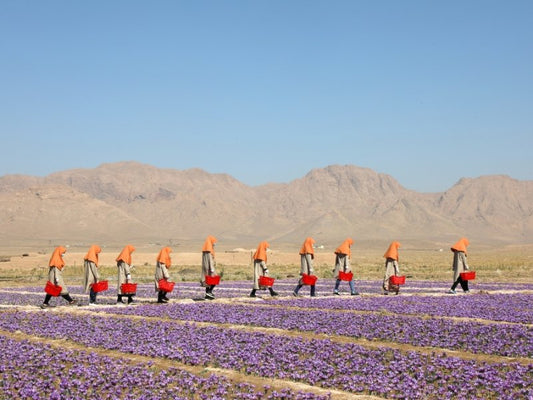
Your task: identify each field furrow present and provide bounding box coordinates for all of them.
[0,308,531,399]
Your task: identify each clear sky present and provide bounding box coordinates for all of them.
[1,0,531,192]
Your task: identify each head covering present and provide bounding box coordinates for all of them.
[299,237,315,255]
[335,238,353,257]
[157,246,172,268]
[84,244,101,265]
[253,241,270,262]
[116,244,136,265]
[383,241,401,261]
[49,246,67,270]
[202,235,217,255]
[451,237,469,254]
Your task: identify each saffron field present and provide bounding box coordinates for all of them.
[0,279,531,399]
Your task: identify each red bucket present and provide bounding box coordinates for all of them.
[389,275,406,285]
[338,271,353,281]
[205,275,221,286]
[301,274,317,285]
[460,271,476,281]
[91,280,109,293]
[259,276,275,287]
[121,282,137,294]
[45,281,62,297]
[158,279,175,293]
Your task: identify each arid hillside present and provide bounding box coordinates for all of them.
[0,162,531,250]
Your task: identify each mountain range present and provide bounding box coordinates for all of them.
[0,162,531,249]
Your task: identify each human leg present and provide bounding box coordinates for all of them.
[334,279,341,294]
[349,280,359,295]
[293,283,303,296]
[460,278,469,292]
[41,294,53,308]
[61,293,76,304]
[89,289,97,304]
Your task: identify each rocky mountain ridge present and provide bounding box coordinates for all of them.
[1,162,531,248]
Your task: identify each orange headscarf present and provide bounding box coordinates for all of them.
[202,235,217,255]
[299,237,315,255]
[253,241,270,262]
[49,246,66,270]
[335,238,353,257]
[84,245,101,266]
[451,237,469,254]
[157,246,172,268]
[116,244,136,265]
[383,241,401,261]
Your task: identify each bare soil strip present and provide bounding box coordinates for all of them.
[0,327,380,400]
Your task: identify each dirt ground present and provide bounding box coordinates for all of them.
[1,244,532,285]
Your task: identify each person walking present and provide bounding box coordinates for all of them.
[333,238,359,295]
[293,237,317,297]
[116,244,136,304]
[41,246,77,308]
[448,237,471,294]
[201,235,217,300]
[155,246,172,303]
[83,244,102,305]
[382,241,401,295]
[250,241,278,298]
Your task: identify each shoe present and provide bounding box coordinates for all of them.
[383,292,389,295]
[68,300,77,306]
[249,292,257,298]
[270,290,279,297]
[333,291,340,295]
[88,302,97,306]
[292,292,298,297]
[351,291,360,296]
[464,290,470,293]
[40,303,49,309]
[205,293,215,300]
[448,289,456,294]
[310,294,316,297]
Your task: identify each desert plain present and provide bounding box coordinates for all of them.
[1,241,532,286]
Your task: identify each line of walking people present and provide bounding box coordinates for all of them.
[40,236,472,308]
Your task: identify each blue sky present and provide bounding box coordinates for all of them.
[1,0,531,192]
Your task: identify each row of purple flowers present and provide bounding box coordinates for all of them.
[0,309,530,399]
[0,334,326,399]
[98,300,533,358]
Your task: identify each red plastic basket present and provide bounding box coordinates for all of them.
[91,280,109,293]
[205,275,221,286]
[45,281,62,297]
[389,275,406,285]
[338,271,353,281]
[259,276,275,287]
[460,271,476,281]
[158,279,175,293]
[121,282,137,294]
[301,274,318,285]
